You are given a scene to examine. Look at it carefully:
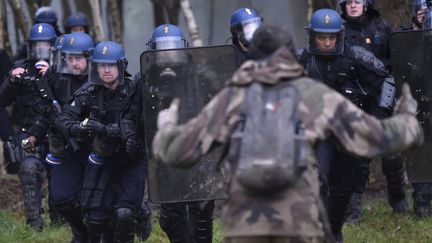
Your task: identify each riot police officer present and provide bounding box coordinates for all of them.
[57,41,148,242]
[14,7,63,62]
[399,0,432,218]
[339,0,408,222]
[32,32,94,165]
[65,12,90,34]
[0,23,56,230]
[122,24,216,243]
[229,8,262,66]
[298,9,393,242]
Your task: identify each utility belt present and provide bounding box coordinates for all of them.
[5,134,45,164]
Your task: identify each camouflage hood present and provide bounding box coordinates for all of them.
[229,47,305,86]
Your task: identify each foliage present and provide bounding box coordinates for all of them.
[1,195,432,242]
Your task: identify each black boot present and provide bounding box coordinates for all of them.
[54,202,89,242]
[135,201,152,241]
[328,187,352,243]
[382,154,408,213]
[345,192,362,224]
[413,183,432,218]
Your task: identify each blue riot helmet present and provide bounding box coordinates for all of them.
[57,32,94,75]
[230,8,262,47]
[65,12,89,33]
[147,24,188,50]
[35,7,58,25]
[306,9,345,56]
[147,24,189,65]
[89,41,127,86]
[27,23,57,61]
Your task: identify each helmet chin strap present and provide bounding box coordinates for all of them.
[103,79,119,90]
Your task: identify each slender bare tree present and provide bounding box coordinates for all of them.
[180,0,202,47]
[108,0,122,43]
[89,0,106,41]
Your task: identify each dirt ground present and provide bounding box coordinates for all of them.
[0,175,22,210]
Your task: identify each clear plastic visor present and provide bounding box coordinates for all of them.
[57,53,88,75]
[28,41,52,60]
[233,17,262,43]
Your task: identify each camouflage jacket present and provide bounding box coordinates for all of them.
[153,47,423,237]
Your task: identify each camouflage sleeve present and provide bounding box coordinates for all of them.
[153,86,243,167]
[294,78,422,158]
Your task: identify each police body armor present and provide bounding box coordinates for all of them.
[141,45,237,203]
[390,29,432,183]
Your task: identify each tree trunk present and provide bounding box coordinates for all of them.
[6,0,29,37]
[89,0,106,41]
[108,0,122,43]
[24,0,37,23]
[180,0,202,47]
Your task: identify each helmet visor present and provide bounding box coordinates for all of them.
[28,41,52,60]
[233,17,262,45]
[57,53,88,75]
[149,36,187,50]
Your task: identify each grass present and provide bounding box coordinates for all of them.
[1,195,432,242]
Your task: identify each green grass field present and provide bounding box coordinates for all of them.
[1,195,432,243]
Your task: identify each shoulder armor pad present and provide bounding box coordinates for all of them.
[349,45,388,76]
[73,82,96,97]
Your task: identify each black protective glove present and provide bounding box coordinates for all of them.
[85,118,106,136]
[126,136,139,157]
[70,123,91,138]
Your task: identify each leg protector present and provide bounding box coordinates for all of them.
[18,156,44,230]
[113,207,136,243]
[413,183,432,218]
[53,200,88,240]
[189,201,215,243]
[382,154,408,213]
[159,203,195,243]
[85,216,108,243]
[345,192,362,224]
[327,186,352,240]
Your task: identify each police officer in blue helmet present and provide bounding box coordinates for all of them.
[147,24,216,243]
[298,8,394,243]
[26,32,93,237]
[0,23,56,230]
[44,32,94,164]
[57,40,149,242]
[65,12,90,33]
[306,8,345,56]
[34,6,63,36]
[230,8,262,65]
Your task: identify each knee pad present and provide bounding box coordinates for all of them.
[114,207,135,223]
[85,218,108,236]
[19,156,42,176]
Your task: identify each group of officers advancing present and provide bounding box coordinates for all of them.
[0,0,430,242]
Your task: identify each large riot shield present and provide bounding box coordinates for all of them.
[140,45,237,203]
[390,30,432,183]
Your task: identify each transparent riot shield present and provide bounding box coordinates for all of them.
[140,45,237,203]
[390,29,432,183]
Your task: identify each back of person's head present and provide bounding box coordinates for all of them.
[248,25,296,60]
[35,7,58,24]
